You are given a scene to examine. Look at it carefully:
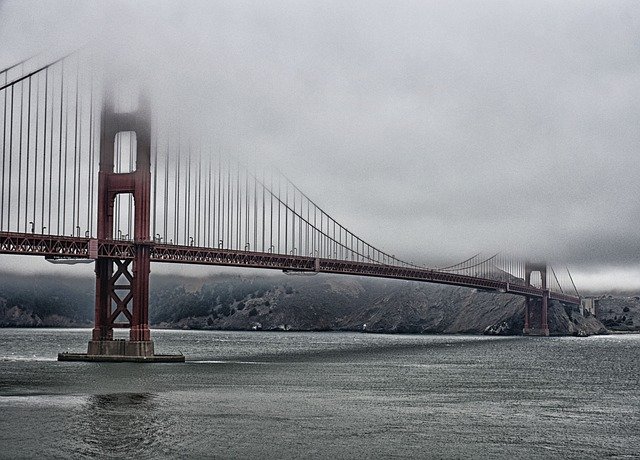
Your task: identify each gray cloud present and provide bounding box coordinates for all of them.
[1,0,639,289]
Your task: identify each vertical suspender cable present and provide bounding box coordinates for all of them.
[8,82,14,231]
[72,63,79,235]
[231,159,235,249]
[236,162,240,250]
[162,131,169,242]
[41,68,49,233]
[299,194,303,254]
[185,144,191,245]
[56,62,64,235]
[32,72,39,231]
[184,144,189,244]
[62,65,70,236]
[77,66,83,236]
[217,154,221,247]
[47,67,55,234]
[227,158,231,249]
[261,172,265,252]
[219,153,223,246]
[25,75,32,232]
[17,73,25,232]
[208,152,212,247]
[245,167,249,248]
[254,174,257,251]
[152,127,158,241]
[175,140,180,244]
[163,135,169,243]
[87,72,94,236]
[197,152,202,245]
[293,190,297,254]
[333,221,336,259]
[284,179,288,254]
[277,174,281,253]
[204,152,209,246]
[228,157,232,248]
[269,171,273,251]
[231,160,235,249]
[1,73,7,230]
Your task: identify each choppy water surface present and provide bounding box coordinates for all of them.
[1,329,639,459]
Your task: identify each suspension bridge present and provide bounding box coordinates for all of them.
[0,52,581,361]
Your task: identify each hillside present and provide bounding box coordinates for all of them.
[595,295,640,331]
[0,272,94,327]
[0,270,609,335]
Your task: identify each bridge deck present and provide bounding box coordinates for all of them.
[0,231,580,305]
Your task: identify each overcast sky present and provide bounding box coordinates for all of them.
[1,0,639,291]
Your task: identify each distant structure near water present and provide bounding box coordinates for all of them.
[580,298,597,317]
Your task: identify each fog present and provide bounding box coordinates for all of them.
[1,0,639,291]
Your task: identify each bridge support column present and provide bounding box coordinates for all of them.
[59,94,182,363]
[523,262,550,336]
[92,258,113,341]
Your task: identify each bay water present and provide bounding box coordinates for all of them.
[1,328,639,459]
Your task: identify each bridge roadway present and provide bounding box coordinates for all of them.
[0,231,580,305]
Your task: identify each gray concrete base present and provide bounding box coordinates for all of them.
[523,327,550,336]
[87,339,155,357]
[57,340,185,363]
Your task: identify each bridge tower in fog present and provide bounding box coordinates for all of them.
[83,95,181,362]
[523,262,549,336]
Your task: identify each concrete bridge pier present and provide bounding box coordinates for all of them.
[523,293,549,336]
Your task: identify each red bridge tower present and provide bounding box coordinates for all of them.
[59,95,183,362]
[523,262,550,336]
